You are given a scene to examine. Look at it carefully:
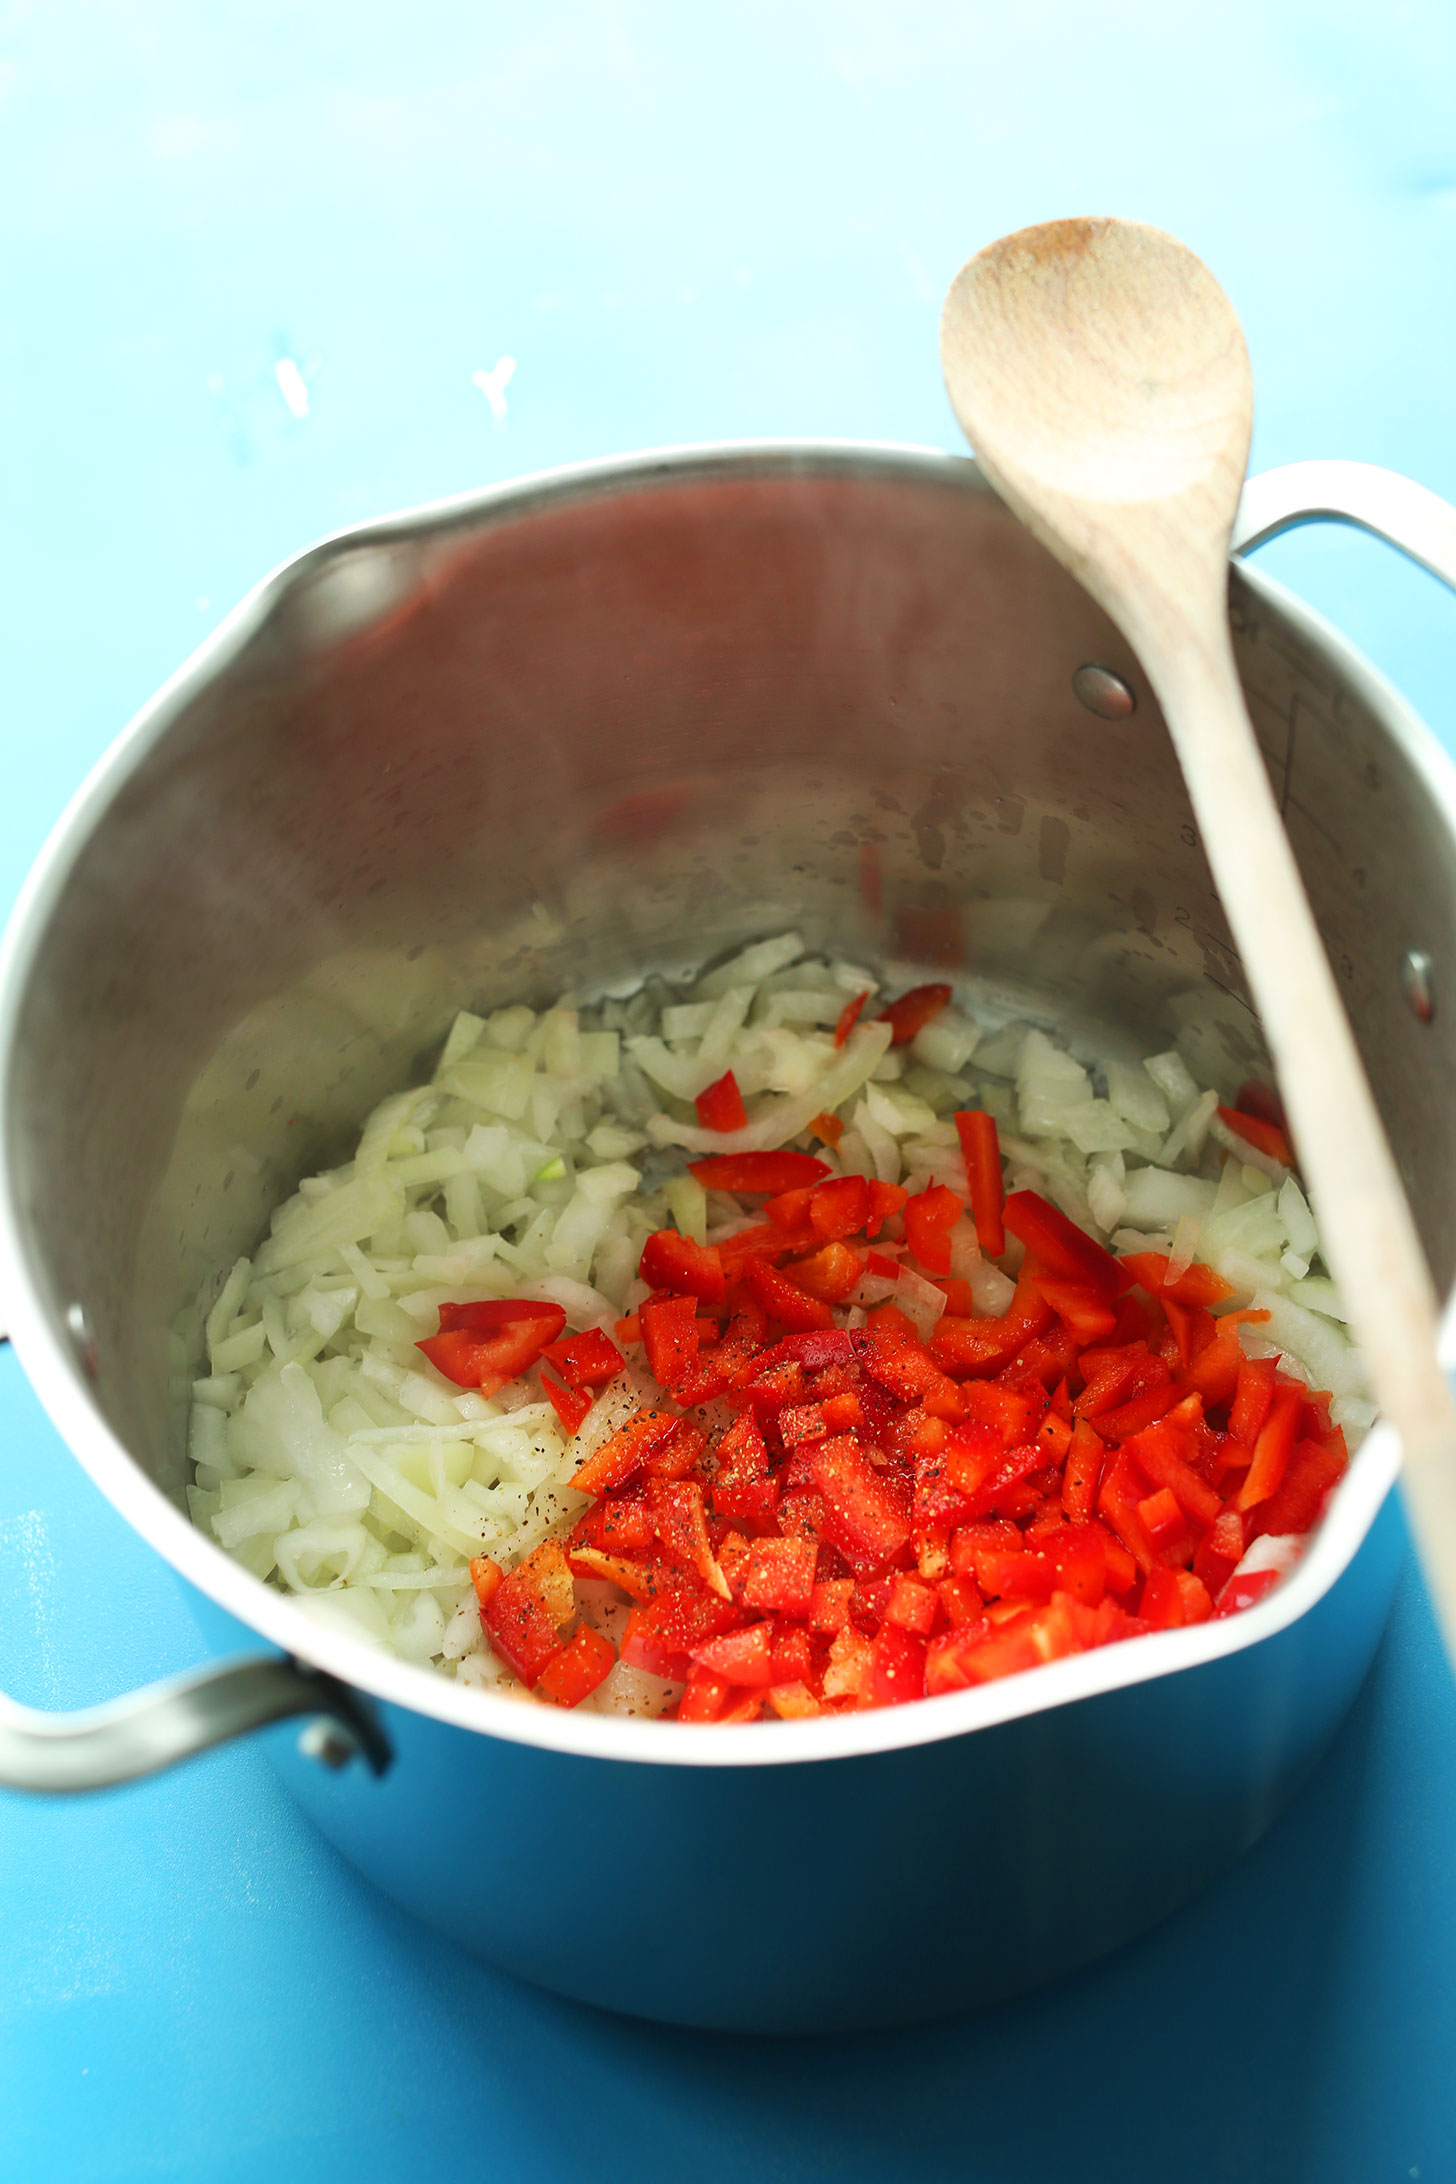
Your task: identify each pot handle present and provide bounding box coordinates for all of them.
[0,1652,391,1794]
[1234,458,1456,592]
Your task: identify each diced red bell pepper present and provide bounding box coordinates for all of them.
[1139,1565,1214,1630]
[689,1151,832,1194]
[1181,1327,1242,1408]
[641,1294,701,1392]
[620,1588,743,1681]
[692,1620,777,1686]
[638,1228,726,1305]
[810,1577,855,1632]
[1192,1507,1246,1596]
[1136,1486,1186,1555]
[535,1624,615,1708]
[860,1309,965,1419]
[879,983,952,1046]
[1119,1250,1236,1311]
[614,1313,642,1345]
[1094,1380,1183,1443]
[1032,1277,1119,1345]
[970,1543,1056,1602]
[1229,1353,1278,1445]
[765,1184,816,1231]
[1002,1191,1132,1299]
[695,1069,749,1132]
[924,1620,994,1693]
[710,1408,779,1524]
[483,1558,572,1686]
[867,1620,927,1703]
[810,1173,871,1241]
[809,1111,844,1149]
[766,1681,822,1719]
[1217,1105,1296,1171]
[926,1596,1079,1689]
[641,1418,708,1481]
[883,1573,939,1635]
[1098,1450,1158,1574]
[936,1572,985,1627]
[648,1477,730,1597]
[676,1668,734,1722]
[1008,1196,1135,1292]
[865,1180,909,1237]
[1123,1415,1223,1528]
[543,1376,594,1433]
[1061,1418,1105,1524]
[417,1297,568,1393]
[834,989,870,1047]
[566,1546,660,1602]
[955,1109,1006,1257]
[931,1272,1054,1378]
[745,1257,837,1332]
[469,1555,503,1612]
[570,1494,656,1558]
[768,1622,816,1686]
[1237,1381,1304,1512]
[571,1407,680,1498]
[808,1435,913,1572]
[1250,1438,1347,1539]
[742,1534,818,1617]
[787,1242,863,1302]
[1044,1522,1107,1605]
[1214,1565,1282,1618]
[541,1326,626,1389]
[903,1183,963,1276]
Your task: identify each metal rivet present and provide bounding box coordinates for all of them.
[298,1719,357,1771]
[1072,663,1137,719]
[1403,949,1435,1023]
[65,1303,98,1377]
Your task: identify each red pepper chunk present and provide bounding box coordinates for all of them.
[745,1258,837,1332]
[417,1298,567,1393]
[879,983,953,1046]
[483,1562,571,1687]
[638,1228,726,1305]
[542,1376,594,1434]
[571,1408,681,1498]
[808,1435,912,1572]
[695,1069,749,1132]
[1218,1105,1296,1171]
[810,1173,870,1241]
[742,1535,818,1617]
[540,1326,625,1389]
[903,1183,963,1276]
[689,1151,832,1194]
[955,1109,1007,1257]
[1237,1380,1304,1511]
[641,1295,700,1392]
[1002,1191,1132,1300]
[535,1625,615,1707]
[834,989,870,1047]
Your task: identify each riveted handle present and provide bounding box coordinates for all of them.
[1234,459,1456,594]
[0,1653,390,1794]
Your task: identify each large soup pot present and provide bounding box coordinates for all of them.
[2,446,1455,2033]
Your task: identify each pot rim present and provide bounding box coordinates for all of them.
[0,437,1446,1769]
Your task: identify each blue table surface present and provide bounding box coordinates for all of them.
[4,6,1456,2178]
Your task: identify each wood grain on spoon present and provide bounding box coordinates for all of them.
[940,216,1456,1659]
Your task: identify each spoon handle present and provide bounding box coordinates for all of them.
[1145,609,1456,1650]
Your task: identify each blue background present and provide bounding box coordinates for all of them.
[3,5,1456,2177]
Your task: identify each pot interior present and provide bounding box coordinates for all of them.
[6,449,1455,1500]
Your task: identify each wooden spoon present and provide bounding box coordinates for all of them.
[940,216,1456,1658]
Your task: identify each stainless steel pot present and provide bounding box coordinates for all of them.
[2,445,1454,2032]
